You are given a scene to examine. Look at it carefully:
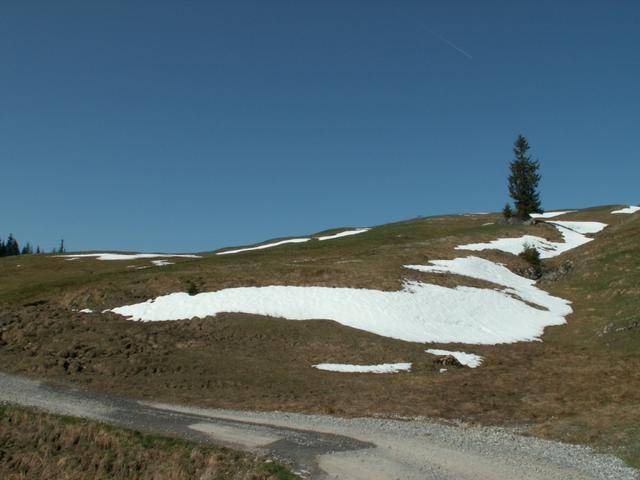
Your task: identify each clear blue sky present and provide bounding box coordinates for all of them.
[2,1,639,252]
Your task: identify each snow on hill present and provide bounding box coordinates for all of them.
[107,218,607,345]
[216,228,370,255]
[216,238,310,255]
[456,221,607,259]
[529,211,575,219]
[317,228,370,241]
[611,205,640,214]
[312,363,411,373]
[59,253,200,261]
[424,349,483,368]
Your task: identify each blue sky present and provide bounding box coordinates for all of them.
[2,1,639,252]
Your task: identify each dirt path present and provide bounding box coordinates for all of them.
[0,372,637,480]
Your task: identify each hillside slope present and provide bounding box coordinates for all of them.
[0,204,639,467]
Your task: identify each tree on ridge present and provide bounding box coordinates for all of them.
[507,134,542,219]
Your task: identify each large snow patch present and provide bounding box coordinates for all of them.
[110,277,571,344]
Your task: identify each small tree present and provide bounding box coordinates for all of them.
[187,281,200,296]
[58,239,66,254]
[508,135,542,219]
[502,203,513,220]
[519,243,542,277]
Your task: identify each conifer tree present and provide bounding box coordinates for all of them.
[508,135,542,219]
[6,234,20,256]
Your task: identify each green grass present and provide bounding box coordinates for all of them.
[262,462,299,480]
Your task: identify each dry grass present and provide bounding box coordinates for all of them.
[0,404,296,480]
[1,205,639,467]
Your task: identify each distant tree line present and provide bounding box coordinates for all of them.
[0,235,66,257]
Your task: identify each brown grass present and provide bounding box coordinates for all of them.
[0,404,296,480]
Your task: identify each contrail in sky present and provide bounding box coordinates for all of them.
[428,29,473,59]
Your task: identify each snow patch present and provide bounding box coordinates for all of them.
[456,221,607,259]
[529,211,575,219]
[313,363,411,373]
[152,260,174,267]
[216,238,310,255]
[611,206,640,214]
[79,308,94,314]
[425,349,483,368]
[59,253,200,261]
[547,221,608,235]
[317,228,370,241]
[406,256,570,317]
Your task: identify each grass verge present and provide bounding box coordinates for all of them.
[0,403,297,480]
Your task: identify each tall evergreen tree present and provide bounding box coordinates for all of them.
[0,239,5,257]
[508,135,542,219]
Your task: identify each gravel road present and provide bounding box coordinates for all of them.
[1,371,637,480]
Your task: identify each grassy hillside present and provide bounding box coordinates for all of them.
[0,205,639,467]
[0,404,297,480]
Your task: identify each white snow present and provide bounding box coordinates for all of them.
[547,221,607,235]
[59,253,200,261]
[406,256,570,317]
[110,272,570,344]
[611,205,640,214]
[317,228,370,241]
[312,363,411,373]
[79,308,94,314]
[152,260,174,267]
[425,349,483,368]
[456,221,607,259]
[529,211,575,219]
[215,229,369,255]
[107,218,606,346]
[216,238,310,255]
